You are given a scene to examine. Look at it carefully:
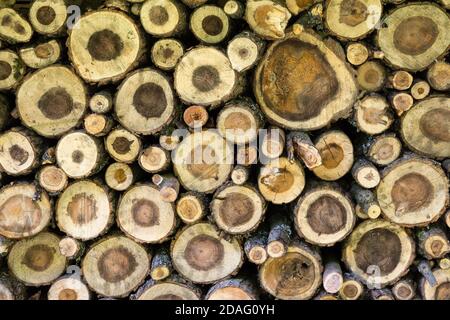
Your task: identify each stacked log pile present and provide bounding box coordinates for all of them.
[0,0,449,301]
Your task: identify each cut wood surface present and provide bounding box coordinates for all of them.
[0,0,448,301]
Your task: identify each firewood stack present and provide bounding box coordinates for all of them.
[0,0,449,301]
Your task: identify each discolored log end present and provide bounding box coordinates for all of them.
[392,278,416,300]
[206,278,259,300]
[351,158,381,189]
[245,0,291,40]
[8,232,66,286]
[68,10,145,84]
[140,0,187,38]
[151,38,184,71]
[150,246,173,281]
[346,42,369,66]
[0,50,25,91]
[133,277,201,300]
[89,91,113,114]
[325,0,382,40]
[420,268,450,300]
[171,223,243,284]
[211,184,266,234]
[106,128,141,163]
[401,97,450,159]
[261,127,285,160]
[29,0,66,35]
[138,145,170,173]
[354,94,393,135]
[294,184,356,247]
[176,192,207,224]
[84,113,113,137]
[312,130,354,181]
[0,183,51,239]
[82,235,149,297]
[115,68,175,135]
[377,3,450,71]
[258,157,305,204]
[356,61,386,92]
[174,46,242,107]
[259,240,322,300]
[227,31,265,72]
[254,29,358,130]
[183,105,209,129]
[427,61,450,92]
[376,156,448,226]
[117,184,176,243]
[37,165,68,195]
[56,180,113,241]
[339,274,364,300]
[190,5,230,44]
[343,219,415,287]
[0,8,33,43]
[363,133,402,166]
[244,227,268,265]
[105,162,135,191]
[417,226,450,260]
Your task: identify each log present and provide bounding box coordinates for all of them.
[190,5,230,44]
[56,131,107,179]
[19,40,62,69]
[236,144,258,166]
[245,0,291,40]
[354,94,394,135]
[172,130,233,193]
[150,246,173,281]
[286,0,318,15]
[346,42,369,66]
[227,31,264,72]
[140,0,187,37]
[356,61,386,92]
[104,162,136,191]
[17,65,88,138]
[0,182,51,239]
[376,156,449,227]
[84,113,114,137]
[350,184,381,219]
[0,50,25,91]
[254,29,358,130]
[417,226,450,260]
[8,232,66,286]
[322,259,343,294]
[211,184,266,234]
[152,174,180,203]
[183,105,209,129]
[29,0,66,36]
[58,237,84,261]
[47,276,90,300]
[37,165,68,195]
[258,157,305,204]
[377,3,449,71]
[206,278,259,300]
[117,184,176,243]
[339,273,364,300]
[175,191,207,224]
[400,97,450,159]
[286,131,321,170]
[68,9,145,84]
[244,227,268,265]
[115,68,176,135]
[342,219,415,287]
[89,91,113,114]
[217,98,263,145]
[260,126,285,160]
[259,240,322,300]
[82,235,149,298]
[324,0,382,40]
[389,92,414,116]
[56,180,114,241]
[223,1,244,19]
[0,127,43,176]
[138,145,170,173]
[427,61,450,92]
[132,276,201,300]
[312,130,354,181]
[361,133,402,166]
[174,46,242,107]
[0,273,26,300]
[266,214,291,258]
[105,127,142,163]
[294,184,355,247]
[420,268,450,300]
[0,8,33,43]
[171,222,243,284]
[410,80,430,101]
[351,158,380,189]
[230,165,250,185]
[389,70,413,91]
[392,278,416,300]
[369,288,394,300]
[151,38,184,71]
